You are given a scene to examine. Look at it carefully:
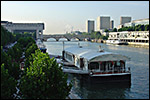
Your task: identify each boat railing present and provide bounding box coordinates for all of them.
[89,66,131,75]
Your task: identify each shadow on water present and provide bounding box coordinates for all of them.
[69,74,131,99]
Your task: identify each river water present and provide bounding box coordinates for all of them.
[43,40,149,99]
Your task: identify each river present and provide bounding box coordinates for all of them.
[43,40,149,99]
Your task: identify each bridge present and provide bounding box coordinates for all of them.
[43,34,91,41]
[1,21,91,41]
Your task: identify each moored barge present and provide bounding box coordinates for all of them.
[62,46,131,83]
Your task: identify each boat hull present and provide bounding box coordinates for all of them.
[80,73,131,84]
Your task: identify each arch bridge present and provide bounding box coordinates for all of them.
[43,34,91,41]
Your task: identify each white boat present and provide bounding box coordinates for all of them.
[62,46,131,83]
[106,39,128,45]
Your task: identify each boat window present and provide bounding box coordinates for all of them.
[100,62,106,71]
[80,58,84,69]
[117,61,121,66]
[120,60,125,71]
[114,61,122,72]
[66,53,72,61]
[89,62,99,70]
[107,61,113,71]
[77,58,80,65]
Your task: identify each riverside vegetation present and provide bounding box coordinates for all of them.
[1,26,72,99]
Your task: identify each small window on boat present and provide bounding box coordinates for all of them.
[77,58,80,65]
[80,58,84,68]
[107,61,113,71]
[114,61,125,72]
[89,62,99,70]
[100,61,106,71]
[66,53,72,61]
[117,61,121,66]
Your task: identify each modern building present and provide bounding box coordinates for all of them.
[120,16,131,25]
[124,18,149,27]
[110,20,114,29]
[1,21,44,39]
[86,20,95,33]
[97,16,110,32]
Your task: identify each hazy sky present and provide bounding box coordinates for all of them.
[1,1,149,34]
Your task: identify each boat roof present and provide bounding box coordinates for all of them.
[64,46,130,62]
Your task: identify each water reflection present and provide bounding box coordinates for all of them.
[69,74,131,99]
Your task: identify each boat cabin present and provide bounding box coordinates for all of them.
[63,46,130,73]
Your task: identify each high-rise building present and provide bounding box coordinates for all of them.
[86,20,94,33]
[120,16,131,25]
[110,20,114,29]
[97,16,110,31]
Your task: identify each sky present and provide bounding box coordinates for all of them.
[1,1,149,34]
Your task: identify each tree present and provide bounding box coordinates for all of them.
[112,28,117,32]
[7,43,23,62]
[25,43,38,68]
[1,46,21,80]
[1,26,16,46]
[25,43,38,59]
[20,50,72,99]
[1,64,17,99]
[17,37,35,48]
[104,29,109,32]
[145,24,149,31]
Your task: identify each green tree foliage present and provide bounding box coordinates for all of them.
[145,24,149,31]
[91,31,101,39]
[99,35,109,40]
[25,43,38,68]
[1,64,17,99]
[104,29,109,32]
[25,43,38,58]
[20,50,72,99]
[1,26,16,46]
[1,46,12,69]
[1,47,21,80]
[14,32,34,41]
[118,24,149,32]
[112,28,117,32]
[17,37,35,48]
[7,43,23,62]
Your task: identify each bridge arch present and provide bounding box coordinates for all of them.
[70,37,80,41]
[58,38,69,41]
[43,34,91,42]
[47,38,56,41]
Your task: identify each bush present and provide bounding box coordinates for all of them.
[20,50,72,99]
